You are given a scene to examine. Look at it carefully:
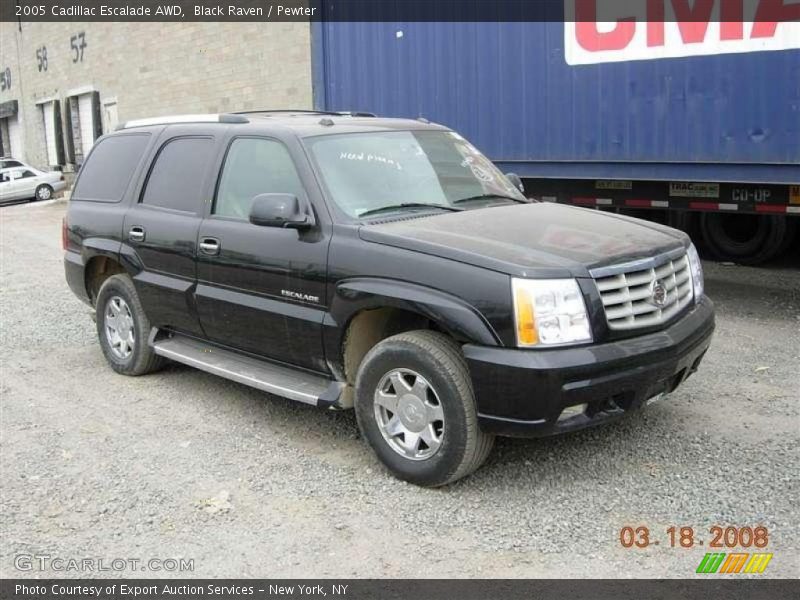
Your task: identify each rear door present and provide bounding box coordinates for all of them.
[122,129,218,336]
[195,135,330,372]
[16,169,39,198]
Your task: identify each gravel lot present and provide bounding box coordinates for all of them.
[1,200,798,579]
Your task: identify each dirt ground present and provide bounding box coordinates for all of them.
[1,200,798,578]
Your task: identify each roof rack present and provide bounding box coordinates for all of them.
[234,109,377,118]
[117,113,248,130]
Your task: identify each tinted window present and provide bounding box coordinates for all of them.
[214,138,304,219]
[2,160,23,168]
[21,170,36,178]
[141,137,214,213]
[72,134,150,202]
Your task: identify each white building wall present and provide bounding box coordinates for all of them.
[0,21,314,171]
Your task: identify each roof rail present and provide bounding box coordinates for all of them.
[234,109,377,118]
[234,109,337,116]
[117,113,248,130]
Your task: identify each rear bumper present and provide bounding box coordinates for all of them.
[64,251,91,306]
[464,297,715,437]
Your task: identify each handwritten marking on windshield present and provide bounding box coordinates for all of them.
[339,152,404,171]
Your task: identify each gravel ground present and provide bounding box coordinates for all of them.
[1,200,798,579]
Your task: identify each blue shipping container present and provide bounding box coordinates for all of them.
[313,21,800,184]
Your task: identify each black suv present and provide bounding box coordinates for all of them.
[64,111,714,486]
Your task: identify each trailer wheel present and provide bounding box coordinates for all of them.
[699,214,793,265]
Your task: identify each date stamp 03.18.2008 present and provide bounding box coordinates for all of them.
[619,525,773,574]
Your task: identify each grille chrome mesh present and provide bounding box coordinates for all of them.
[593,252,693,331]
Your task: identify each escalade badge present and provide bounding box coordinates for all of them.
[649,280,668,308]
[281,290,320,303]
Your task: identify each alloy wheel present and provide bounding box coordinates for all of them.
[104,295,135,360]
[373,368,445,461]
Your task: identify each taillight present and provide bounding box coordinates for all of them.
[61,217,68,251]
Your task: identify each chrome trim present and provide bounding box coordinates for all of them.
[592,249,693,332]
[589,246,686,279]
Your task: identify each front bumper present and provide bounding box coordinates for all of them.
[464,297,715,437]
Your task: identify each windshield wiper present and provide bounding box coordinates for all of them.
[358,203,463,218]
[453,193,528,205]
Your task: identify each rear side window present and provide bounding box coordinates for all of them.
[214,138,305,219]
[141,137,214,213]
[72,134,150,202]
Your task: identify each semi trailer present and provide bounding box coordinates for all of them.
[312,12,800,264]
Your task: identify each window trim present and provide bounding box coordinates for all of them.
[138,135,214,215]
[211,135,307,222]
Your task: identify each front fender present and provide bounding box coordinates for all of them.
[328,277,501,347]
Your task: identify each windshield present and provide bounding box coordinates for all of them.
[305,130,526,218]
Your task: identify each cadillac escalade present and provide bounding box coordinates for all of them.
[64,111,714,486]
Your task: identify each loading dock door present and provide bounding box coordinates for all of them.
[7,116,24,160]
[103,100,118,133]
[78,94,96,155]
[67,91,102,166]
[41,101,58,167]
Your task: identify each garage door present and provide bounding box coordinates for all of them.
[41,101,59,167]
[8,115,24,161]
[78,93,96,155]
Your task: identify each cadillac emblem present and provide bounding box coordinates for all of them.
[649,280,668,308]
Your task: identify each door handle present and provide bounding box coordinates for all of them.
[129,226,145,242]
[199,237,220,256]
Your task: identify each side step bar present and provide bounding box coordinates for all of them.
[151,333,344,407]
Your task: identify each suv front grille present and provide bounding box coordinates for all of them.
[592,250,693,331]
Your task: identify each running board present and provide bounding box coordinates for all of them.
[151,334,343,407]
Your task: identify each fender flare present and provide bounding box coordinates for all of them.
[329,277,501,347]
[79,238,127,292]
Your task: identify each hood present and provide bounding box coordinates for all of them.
[359,202,688,278]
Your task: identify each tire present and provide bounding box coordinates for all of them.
[95,274,165,376]
[35,184,53,201]
[700,213,791,265]
[354,330,494,487]
[773,217,797,258]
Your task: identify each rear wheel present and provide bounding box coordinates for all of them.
[35,184,53,201]
[354,331,494,487]
[96,274,165,376]
[700,213,794,265]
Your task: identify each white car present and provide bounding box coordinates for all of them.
[0,163,66,205]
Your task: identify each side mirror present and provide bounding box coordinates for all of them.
[506,172,524,194]
[249,193,311,229]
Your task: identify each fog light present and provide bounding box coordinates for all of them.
[557,403,588,422]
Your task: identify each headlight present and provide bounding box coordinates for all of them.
[511,278,592,347]
[686,243,704,300]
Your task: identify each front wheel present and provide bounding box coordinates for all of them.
[354,331,494,487]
